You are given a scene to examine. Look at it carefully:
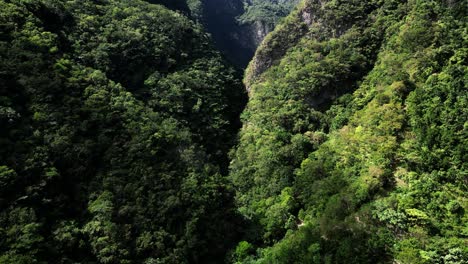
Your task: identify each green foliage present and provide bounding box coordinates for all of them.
[232,0,467,263]
[1,0,466,263]
[0,166,16,193]
[238,0,298,26]
[0,0,245,262]
[257,226,321,264]
[233,241,255,263]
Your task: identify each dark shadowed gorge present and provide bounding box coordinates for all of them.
[196,0,298,68]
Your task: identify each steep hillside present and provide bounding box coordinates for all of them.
[230,0,467,262]
[0,0,245,263]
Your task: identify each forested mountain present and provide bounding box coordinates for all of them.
[0,0,245,263]
[231,0,467,262]
[0,0,466,263]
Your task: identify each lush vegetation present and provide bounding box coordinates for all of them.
[1,0,466,263]
[238,0,299,26]
[0,0,245,263]
[231,0,467,263]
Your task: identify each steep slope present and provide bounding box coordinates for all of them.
[230,0,467,263]
[0,0,245,263]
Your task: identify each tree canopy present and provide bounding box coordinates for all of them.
[231,0,467,262]
[0,0,466,263]
[0,0,245,263]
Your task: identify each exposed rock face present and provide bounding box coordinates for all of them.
[251,20,273,47]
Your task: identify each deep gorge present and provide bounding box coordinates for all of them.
[0,0,466,263]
